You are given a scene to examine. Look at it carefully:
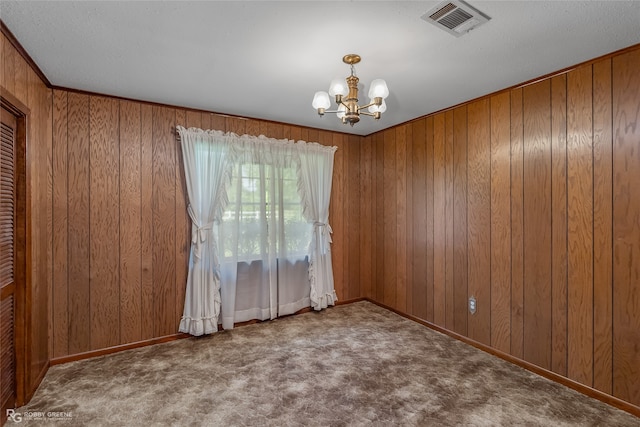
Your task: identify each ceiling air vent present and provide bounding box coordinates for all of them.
[421,0,490,37]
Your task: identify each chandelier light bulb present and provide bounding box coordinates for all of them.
[368,79,389,100]
[312,91,331,110]
[329,78,349,97]
[336,104,347,119]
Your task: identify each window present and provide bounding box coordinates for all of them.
[220,162,311,262]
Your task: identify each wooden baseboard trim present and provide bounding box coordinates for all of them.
[50,334,191,366]
[365,298,640,418]
[337,297,366,305]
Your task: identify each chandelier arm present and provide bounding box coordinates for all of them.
[356,97,383,112]
[337,99,351,109]
[360,111,382,120]
[357,102,377,111]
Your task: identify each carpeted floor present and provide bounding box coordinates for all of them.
[11,301,640,426]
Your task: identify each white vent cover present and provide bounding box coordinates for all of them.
[421,1,490,37]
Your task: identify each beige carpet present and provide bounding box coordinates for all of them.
[10,301,640,426]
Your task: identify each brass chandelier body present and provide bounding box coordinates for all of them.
[312,54,389,127]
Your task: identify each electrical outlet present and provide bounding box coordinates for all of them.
[469,296,476,314]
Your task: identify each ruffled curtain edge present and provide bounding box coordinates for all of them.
[176,125,338,154]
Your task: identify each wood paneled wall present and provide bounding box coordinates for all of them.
[362,46,640,407]
[50,92,357,358]
[0,31,52,398]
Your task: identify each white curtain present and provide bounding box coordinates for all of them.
[178,127,337,335]
[218,137,312,329]
[297,142,338,310]
[177,126,235,336]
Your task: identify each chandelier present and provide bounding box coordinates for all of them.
[311,54,389,126]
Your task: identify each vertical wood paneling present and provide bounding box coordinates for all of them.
[592,59,613,395]
[89,96,120,350]
[444,111,455,330]
[567,65,594,385]
[425,117,435,323]
[211,114,226,132]
[67,92,91,354]
[0,32,5,85]
[52,90,68,358]
[360,136,373,300]
[46,83,54,360]
[523,80,552,370]
[140,105,154,340]
[370,133,378,301]
[27,66,37,383]
[329,132,344,300]
[199,113,211,132]
[551,74,568,376]
[383,129,396,307]
[44,77,53,384]
[396,125,407,312]
[289,125,301,143]
[268,122,284,139]
[245,119,261,138]
[612,48,640,406]
[46,83,54,361]
[3,35,16,93]
[490,92,511,353]
[453,107,468,336]
[432,113,446,326]
[152,106,176,337]
[0,33,4,84]
[185,111,203,132]
[14,54,28,110]
[282,124,291,140]
[299,127,309,144]
[411,119,427,319]
[174,109,187,327]
[373,132,385,302]
[335,132,347,300]
[30,61,51,389]
[259,121,270,139]
[510,88,525,359]
[119,100,142,344]
[405,125,413,314]
[467,99,491,345]
[226,116,246,136]
[347,135,361,300]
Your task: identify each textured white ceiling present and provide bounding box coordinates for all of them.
[1,1,639,136]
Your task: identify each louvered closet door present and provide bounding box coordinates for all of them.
[0,106,17,414]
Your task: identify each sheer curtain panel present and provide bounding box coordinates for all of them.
[177,126,235,336]
[297,142,338,310]
[218,139,312,329]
